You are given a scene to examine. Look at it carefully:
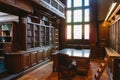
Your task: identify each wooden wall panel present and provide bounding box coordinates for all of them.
[89,0,98,44]
[5,54,23,73]
[0,0,32,16]
[0,0,15,4]
[22,53,30,70]
[16,0,32,11]
[98,21,109,46]
[19,17,27,50]
[37,50,43,63]
[30,51,37,66]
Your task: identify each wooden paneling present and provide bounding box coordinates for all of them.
[98,21,109,46]
[5,48,52,73]
[47,47,52,59]
[97,21,109,59]
[5,54,23,73]
[12,22,19,52]
[89,0,97,44]
[43,48,49,60]
[30,51,37,66]
[1,0,15,4]
[110,18,120,53]
[37,50,43,63]
[16,0,32,11]
[22,53,30,70]
[0,0,32,16]
[19,17,27,50]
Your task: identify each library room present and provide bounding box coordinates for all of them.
[0,0,120,80]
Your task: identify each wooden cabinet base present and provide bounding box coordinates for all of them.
[4,47,52,73]
[5,54,23,73]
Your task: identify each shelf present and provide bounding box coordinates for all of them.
[0,22,13,53]
[109,17,120,53]
[26,16,54,49]
[32,0,65,18]
[0,42,12,43]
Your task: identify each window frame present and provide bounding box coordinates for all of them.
[66,0,90,42]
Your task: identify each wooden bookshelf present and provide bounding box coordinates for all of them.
[0,23,13,42]
[32,0,65,18]
[27,23,34,49]
[110,18,120,53]
[40,25,45,47]
[34,25,40,47]
[0,22,14,54]
[108,4,120,54]
[26,15,54,49]
[49,26,54,46]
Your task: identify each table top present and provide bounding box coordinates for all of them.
[55,48,91,58]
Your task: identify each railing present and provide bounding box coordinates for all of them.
[32,0,65,18]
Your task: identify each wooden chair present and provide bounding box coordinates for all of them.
[57,53,76,80]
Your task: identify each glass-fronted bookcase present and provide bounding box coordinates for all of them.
[26,15,54,49]
[0,22,13,55]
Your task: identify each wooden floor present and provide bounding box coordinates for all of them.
[17,59,110,80]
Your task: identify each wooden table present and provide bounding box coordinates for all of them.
[52,48,91,74]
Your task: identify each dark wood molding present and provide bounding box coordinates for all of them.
[0,0,32,16]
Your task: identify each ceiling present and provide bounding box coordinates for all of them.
[98,0,113,21]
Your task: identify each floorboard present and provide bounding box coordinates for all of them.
[16,59,110,80]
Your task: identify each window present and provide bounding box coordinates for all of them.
[74,0,82,7]
[73,10,82,22]
[84,9,90,22]
[66,0,90,40]
[67,0,72,8]
[67,10,72,23]
[84,0,89,6]
[73,25,82,39]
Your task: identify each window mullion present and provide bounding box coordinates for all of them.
[82,0,84,40]
[72,25,74,40]
[82,25,84,40]
[71,0,73,40]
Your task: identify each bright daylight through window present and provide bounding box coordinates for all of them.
[67,0,90,40]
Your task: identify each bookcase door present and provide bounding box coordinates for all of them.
[34,25,40,47]
[40,26,45,47]
[27,23,34,49]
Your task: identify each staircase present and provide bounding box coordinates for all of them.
[94,47,120,80]
[94,55,111,80]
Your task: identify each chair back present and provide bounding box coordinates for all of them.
[57,53,69,67]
